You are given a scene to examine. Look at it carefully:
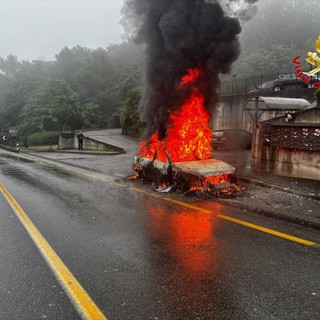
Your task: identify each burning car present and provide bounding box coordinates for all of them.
[132,69,242,196]
[134,155,238,195]
[125,0,251,196]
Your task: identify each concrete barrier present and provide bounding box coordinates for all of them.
[59,134,125,153]
[27,145,59,151]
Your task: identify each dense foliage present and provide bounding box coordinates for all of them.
[120,87,145,136]
[0,42,143,141]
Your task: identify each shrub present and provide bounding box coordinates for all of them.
[28,131,60,146]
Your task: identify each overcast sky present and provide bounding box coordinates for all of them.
[0,0,125,61]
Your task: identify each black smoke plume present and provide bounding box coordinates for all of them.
[123,0,255,140]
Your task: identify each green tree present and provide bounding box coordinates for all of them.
[20,80,83,135]
[79,102,104,128]
[19,87,52,135]
[54,43,143,127]
[0,55,21,76]
[120,87,145,136]
[47,80,83,132]
[0,57,54,129]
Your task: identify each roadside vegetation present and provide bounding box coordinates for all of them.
[27,131,60,147]
[0,42,143,146]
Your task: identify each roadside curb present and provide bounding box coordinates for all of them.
[218,197,320,231]
[237,176,320,201]
[22,149,126,156]
[52,150,126,155]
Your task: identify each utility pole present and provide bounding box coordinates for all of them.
[232,74,238,95]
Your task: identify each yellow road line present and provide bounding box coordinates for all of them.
[142,188,317,247]
[11,152,318,247]
[217,214,317,247]
[162,198,212,214]
[152,196,317,247]
[0,183,108,320]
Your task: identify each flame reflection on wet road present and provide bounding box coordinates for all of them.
[147,205,217,274]
[141,200,243,318]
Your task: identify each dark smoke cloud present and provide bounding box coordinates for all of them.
[123,0,244,139]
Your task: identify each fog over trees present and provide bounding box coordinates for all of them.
[0,0,319,138]
[0,43,143,137]
[234,0,320,75]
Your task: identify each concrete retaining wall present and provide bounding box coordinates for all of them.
[28,145,59,151]
[213,88,317,132]
[59,134,74,149]
[252,107,320,180]
[80,137,125,152]
[59,134,125,153]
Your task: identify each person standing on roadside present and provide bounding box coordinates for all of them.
[76,131,85,150]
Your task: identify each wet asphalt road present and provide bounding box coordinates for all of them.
[0,149,320,320]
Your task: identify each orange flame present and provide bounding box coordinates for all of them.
[138,68,213,162]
